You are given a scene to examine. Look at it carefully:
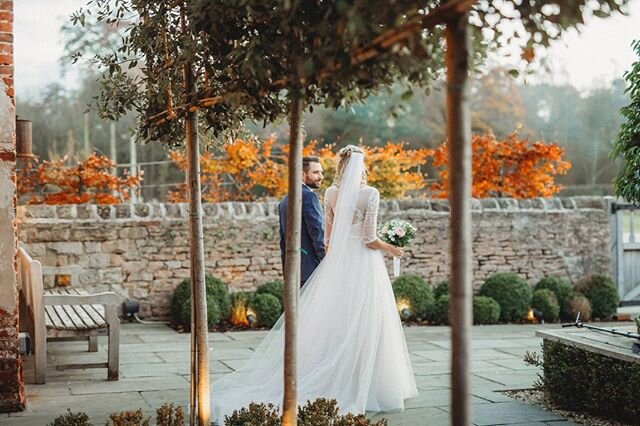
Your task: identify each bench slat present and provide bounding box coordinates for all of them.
[51,304,76,330]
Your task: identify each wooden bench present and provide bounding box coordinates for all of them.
[17,245,121,384]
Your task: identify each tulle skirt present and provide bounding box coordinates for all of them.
[211,230,418,422]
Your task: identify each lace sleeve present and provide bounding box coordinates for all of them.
[324,189,335,247]
[363,188,380,244]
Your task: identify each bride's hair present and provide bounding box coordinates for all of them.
[334,145,367,186]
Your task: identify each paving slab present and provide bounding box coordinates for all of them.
[0,323,578,426]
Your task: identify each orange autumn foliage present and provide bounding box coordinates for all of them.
[168,138,430,202]
[18,154,142,205]
[429,133,571,199]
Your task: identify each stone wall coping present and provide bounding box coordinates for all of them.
[17,196,613,222]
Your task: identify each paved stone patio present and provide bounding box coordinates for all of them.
[0,323,586,425]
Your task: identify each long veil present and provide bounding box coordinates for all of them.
[323,152,364,261]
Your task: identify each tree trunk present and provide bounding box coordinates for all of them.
[446,11,472,426]
[83,112,90,158]
[184,60,211,426]
[282,95,303,426]
[110,121,117,176]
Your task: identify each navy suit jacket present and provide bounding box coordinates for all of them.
[279,184,326,285]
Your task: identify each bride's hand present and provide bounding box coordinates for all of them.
[389,246,403,258]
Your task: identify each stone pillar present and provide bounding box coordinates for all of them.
[0,0,24,413]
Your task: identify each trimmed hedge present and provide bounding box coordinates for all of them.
[563,293,592,322]
[574,274,619,319]
[432,295,450,325]
[249,293,282,328]
[170,276,225,329]
[392,275,434,321]
[479,273,532,323]
[433,281,449,300]
[531,289,560,323]
[534,276,573,319]
[473,296,501,325]
[256,280,284,306]
[541,339,640,424]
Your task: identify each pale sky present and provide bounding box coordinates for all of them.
[13,0,640,99]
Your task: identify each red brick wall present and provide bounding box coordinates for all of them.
[0,0,24,413]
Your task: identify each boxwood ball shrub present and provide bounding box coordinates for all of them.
[563,293,592,322]
[574,274,619,319]
[206,275,232,319]
[171,277,223,329]
[433,280,449,300]
[392,275,434,320]
[473,296,501,325]
[249,293,282,328]
[531,289,560,323]
[534,276,573,318]
[256,280,284,306]
[479,273,532,322]
[432,295,450,325]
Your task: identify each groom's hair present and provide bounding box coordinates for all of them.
[302,156,321,172]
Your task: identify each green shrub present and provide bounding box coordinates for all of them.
[226,399,387,425]
[256,280,284,306]
[155,403,184,425]
[563,293,592,322]
[225,402,280,426]
[171,277,222,329]
[433,280,449,300]
[479,273,532,322]
[206,275,232,319]
[574,274,619,319]
[473,296,501,325]
[249,293,282,327]
[531,289,560,323]
[541,339,640,423]
[48,410,93,426]
[392,275,434,320]
[534,276,573,318]
[107,409,150,426]
[432,295,450,325]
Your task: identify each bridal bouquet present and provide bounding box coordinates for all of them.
[379,219,416,276]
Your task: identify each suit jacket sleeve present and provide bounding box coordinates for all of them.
[302,190,326,260]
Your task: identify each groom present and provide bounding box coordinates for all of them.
[279,156,325,287]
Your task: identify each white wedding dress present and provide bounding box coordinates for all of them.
[211,152,418,423]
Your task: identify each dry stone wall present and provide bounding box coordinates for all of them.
[17,197,613,319]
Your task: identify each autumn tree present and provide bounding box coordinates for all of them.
[17,154,141,205]
[429,132,571,199]
[168,139,430,202]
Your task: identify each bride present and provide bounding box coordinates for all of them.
[212,145,418,422]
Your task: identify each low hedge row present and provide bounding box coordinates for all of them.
[390,272,618,325]
[171,276,284,329]
[540,339,640,424]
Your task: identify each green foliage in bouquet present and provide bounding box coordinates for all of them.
[532,289,560,323]
[378,219,416,247]
[574,274,619,319]
[534,276,573,319]
[473,296,501,325]
[171,275,227,329]
[249,293,282,328]
[479,273,532,323]
[392,275,434,321]
[256,280,284,306]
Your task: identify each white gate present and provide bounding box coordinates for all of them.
[612,201,640,304]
